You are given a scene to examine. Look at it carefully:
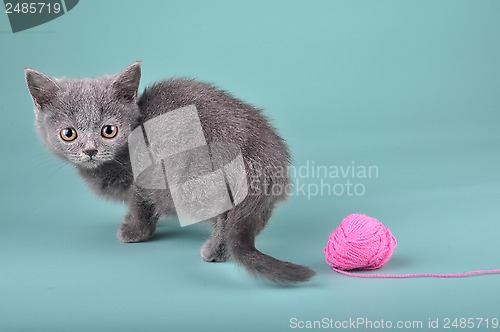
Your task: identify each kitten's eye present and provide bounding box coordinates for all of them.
[101,125,118,139]
[60,128,77,141]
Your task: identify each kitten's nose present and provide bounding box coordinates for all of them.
[83,149,98,158]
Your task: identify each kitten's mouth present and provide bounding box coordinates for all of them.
[82,159,101,168]
[76,156,105,169]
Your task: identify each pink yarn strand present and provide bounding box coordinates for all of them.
[329,266,500,278]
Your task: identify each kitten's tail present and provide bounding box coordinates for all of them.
[229,239,316,284]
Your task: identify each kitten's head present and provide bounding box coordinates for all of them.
[26,62,141,169]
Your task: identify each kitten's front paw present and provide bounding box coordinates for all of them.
[117,222,155,243]
[200,239,230,263]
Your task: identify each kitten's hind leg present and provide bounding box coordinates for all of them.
[117,189,159,243]
[200,214,230,263]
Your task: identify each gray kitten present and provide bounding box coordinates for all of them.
[25,62,315,283]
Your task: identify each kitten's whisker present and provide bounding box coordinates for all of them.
[33,159,71,179]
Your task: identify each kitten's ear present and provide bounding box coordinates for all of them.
[111,61,141,102]
[25,68,60,108]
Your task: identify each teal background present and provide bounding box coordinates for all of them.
[1,1,500,331]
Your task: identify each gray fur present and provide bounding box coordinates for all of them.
[26,62,315,284]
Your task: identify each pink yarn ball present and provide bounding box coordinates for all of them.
[324,214,397,271]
